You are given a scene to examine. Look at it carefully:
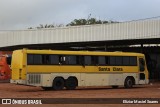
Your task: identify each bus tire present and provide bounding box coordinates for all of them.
[52,77,64,90]
[65,77,77,90]
[124,77,133,88]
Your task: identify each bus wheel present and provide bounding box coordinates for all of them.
[52,77,64,90]
[124,77,133,88]
[41,87,52,90]
[65,77,77,90]
[112,86,118,89]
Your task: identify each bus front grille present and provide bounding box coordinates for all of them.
[28,74,41,84]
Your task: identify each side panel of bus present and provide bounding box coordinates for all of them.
[10,49,149,88]
[26,72,140,87]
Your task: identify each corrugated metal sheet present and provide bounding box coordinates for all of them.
[0,19,160,48]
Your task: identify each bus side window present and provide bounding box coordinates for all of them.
[130,57,137,66]
[105,56,109,65]
[27,54,34,65]
[115,56,123,65]
[76,56,84,65]
[91,56,98,65]
[66,56,77,65]
[123,56,130,66]
[85,56,91,65]
[34,55,42,65]
[42,55,50,64]
[59,56,66,65]
[27,54,42,65]
[50,55,59,65]
[98,56,106,65]
[109,56,116,65]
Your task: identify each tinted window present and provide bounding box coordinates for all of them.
[42,55,50,64]
[98,56,106,65]
[109,56,137,66]
[27,54,137,66]
[130,56,137,66]
[27,54,42,65]
[50,55,59,64]
[139,58,145,71]
[109,56,116,65]
[66,56,77,65]
[34,55,42,64]
[76,56,84,65]
[116,57,123,65]
[85,56,91,65]
[27,54,34,65]
[91,56,98,65]
[123,56,130,65]
[105,56,109,65]
[59,56,66,64]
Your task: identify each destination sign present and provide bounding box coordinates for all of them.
[99,67,123,71]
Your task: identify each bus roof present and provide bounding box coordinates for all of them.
[15,49,144,57]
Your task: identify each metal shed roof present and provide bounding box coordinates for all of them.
[0,19,160,48]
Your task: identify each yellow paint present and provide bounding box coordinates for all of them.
[26,66,139,73]
[11,49,148,81]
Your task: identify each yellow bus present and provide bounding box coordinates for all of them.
[10,49,149,90]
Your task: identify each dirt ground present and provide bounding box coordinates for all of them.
[0,82,160,107]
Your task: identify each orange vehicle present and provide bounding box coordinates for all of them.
[0,51,12,81]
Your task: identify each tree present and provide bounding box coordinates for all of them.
[67,17,117,26]
[67,19,87,26]
[28,17,118,29]
[28,23,65,29]
[36,24,55,29]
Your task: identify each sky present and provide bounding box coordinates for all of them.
[0,0,160,30]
